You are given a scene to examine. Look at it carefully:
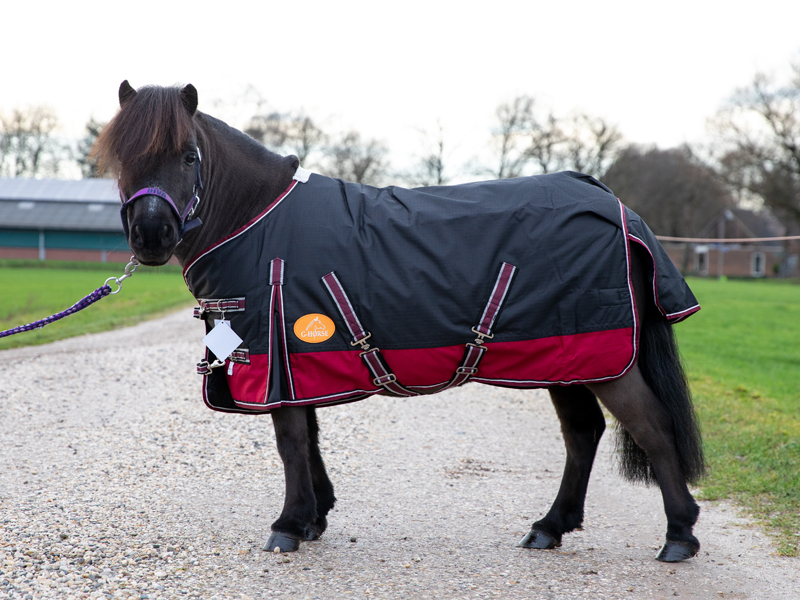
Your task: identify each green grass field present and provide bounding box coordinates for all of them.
[0,260,194,351]
[676,277,800,556]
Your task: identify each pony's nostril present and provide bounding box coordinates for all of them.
[131,224,144,246]
[160,224,175,247]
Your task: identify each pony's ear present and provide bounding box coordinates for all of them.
[180,84,198,116]
[119,80,136,107]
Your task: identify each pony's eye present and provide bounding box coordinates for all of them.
[184,152,197,165]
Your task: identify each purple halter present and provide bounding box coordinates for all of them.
[119,149,204,239]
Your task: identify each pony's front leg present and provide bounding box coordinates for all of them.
[306,406,336,539]
[264,405,318,552]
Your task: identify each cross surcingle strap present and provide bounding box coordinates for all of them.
[322,262,517,397]
[322,272,419,397]
[432,261,517,393]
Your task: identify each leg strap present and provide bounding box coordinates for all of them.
[321,262,517,397]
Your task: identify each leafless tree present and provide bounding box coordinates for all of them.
[487,97,623,179]
[0,106,61,177]
[245,110,326,167]
[603,144,734,239]
[403,121,451,187]
[491,96,535,178]
[321,131,389,186]
[560,113,624,177]
[710,64,800,227]
[73,118,108,178]
[526,112,564,174]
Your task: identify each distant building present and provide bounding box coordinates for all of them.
[0,178,131,262]
[661,208,799,278]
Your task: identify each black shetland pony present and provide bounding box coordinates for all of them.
[93,82,706,562]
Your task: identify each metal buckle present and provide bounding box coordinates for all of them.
[456,366,479,375]
[373,373,397,386]
[471,326,494,345]
[466,342,488,350]
[350,332,372,351]
[196,358,225,375]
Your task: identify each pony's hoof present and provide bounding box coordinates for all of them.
[518,529,561,549]
[264,532,301,553]
[656,540,699,562]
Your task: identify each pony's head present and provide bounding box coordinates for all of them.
[93,81,203,265]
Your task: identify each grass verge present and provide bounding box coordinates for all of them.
[676,277,800,556]
[0,260,194,351]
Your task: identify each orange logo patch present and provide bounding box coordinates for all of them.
[293,314,335,343]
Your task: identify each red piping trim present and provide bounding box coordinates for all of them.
[628,234,700,321]
[277,286,296,400]
[617,200,639,380]
[183,179,299,280]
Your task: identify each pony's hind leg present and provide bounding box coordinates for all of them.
[305,406,336,540]
[264,405,318,552]
[520,385,606,550]
[588,366,701,562]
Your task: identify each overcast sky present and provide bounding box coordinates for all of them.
[2,0,799,178]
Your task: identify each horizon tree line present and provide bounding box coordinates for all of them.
[2,62,799,237]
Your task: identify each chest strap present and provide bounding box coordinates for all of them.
[193,297,246,319]
[321,262,517,397]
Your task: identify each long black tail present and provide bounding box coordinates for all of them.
[616,301,707,485]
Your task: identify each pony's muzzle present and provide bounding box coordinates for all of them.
[126,198,180,265]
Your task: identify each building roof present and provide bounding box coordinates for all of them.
[698,207,786,246]
[0,178,123,232]
[0,178,119,203]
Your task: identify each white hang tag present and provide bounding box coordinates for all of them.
[202,321,243,361]
[214,318,231,328]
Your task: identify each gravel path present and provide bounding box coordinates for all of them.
[1,311,798,600]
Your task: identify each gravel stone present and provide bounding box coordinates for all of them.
[1,310,798,599]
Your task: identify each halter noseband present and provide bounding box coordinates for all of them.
[119,148,204,239]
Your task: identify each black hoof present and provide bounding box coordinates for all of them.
[656,540,699,562]
[264,532,301,553]
[519,529,561,549]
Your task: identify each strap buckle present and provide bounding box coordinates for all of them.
[350,332,372,351]
[196,358,225,375]
[471,326,494,345]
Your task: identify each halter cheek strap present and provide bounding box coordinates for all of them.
[119,149,204,239]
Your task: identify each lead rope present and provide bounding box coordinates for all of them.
[0,257,140,339]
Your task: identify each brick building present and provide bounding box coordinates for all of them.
[661,208,799,278]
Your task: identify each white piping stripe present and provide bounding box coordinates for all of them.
[323,273,365,338]
[628,233,667,318]
[478,265,506,328]
[184,180,299,278]
[333,273,366,335]
[321,276,357,338]
[666,304,701,319]
[277,286,296,400]
[260,286,276,405]
[235,389,378,406]
[618,200,638,378]
[487,263,516,330]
